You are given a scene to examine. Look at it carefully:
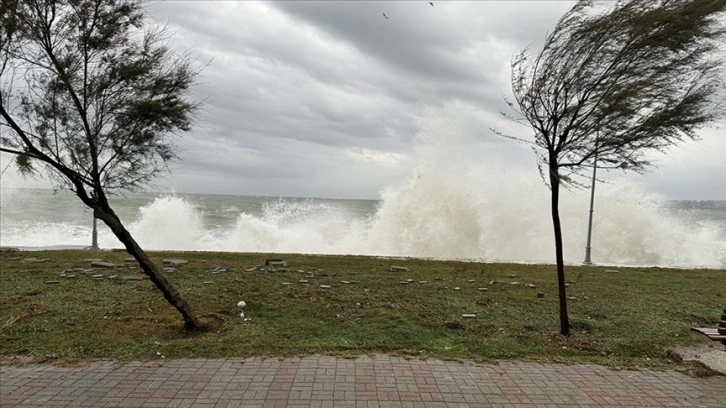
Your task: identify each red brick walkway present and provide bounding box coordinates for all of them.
[1,354,724,407]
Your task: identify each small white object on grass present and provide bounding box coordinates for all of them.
[240,312,245,318]
[237,301,246,308]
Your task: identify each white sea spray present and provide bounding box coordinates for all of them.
[1,108,724,267]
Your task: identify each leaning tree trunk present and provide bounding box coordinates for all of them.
[549,165,570,336]
[93,207,203,331]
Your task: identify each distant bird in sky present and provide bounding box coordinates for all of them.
[383,12,388,19]
[429,2,434,6]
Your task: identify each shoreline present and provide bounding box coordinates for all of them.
[2,245,724,271]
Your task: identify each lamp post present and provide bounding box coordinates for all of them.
[90,214,99,250]
[583,131,598,265]
[88,189,99,250]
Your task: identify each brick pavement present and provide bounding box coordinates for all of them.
[1,354,724,407]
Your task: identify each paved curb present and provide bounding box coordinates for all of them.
[1,354,724,407]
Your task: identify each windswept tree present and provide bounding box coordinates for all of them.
[0,0,204,330]
[505,0,726,335]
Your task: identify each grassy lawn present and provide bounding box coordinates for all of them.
[0,250,723,370]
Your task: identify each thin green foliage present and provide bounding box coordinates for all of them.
[503,0,726,335]
[0,0,204,330]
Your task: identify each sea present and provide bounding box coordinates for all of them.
[1,186,725,269]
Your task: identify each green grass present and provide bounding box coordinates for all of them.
[0,250,723,370]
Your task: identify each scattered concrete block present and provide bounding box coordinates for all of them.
[24,257,50,263]
[91,261,115,269]
[389,266,409,272]
[462,314,477,318]
[320,285,331,289]
[45,280,60,284]
[265,259,287,267]
[163,259,188,267]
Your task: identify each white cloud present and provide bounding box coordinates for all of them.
[345,148,408,166]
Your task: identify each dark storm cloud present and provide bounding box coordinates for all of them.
[269,2,577,98]
[150,1,426,159]
[3,1,722,199]
[271,2,485,82]
[147,0,558,182]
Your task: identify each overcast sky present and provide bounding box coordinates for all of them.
[1,1,724,200]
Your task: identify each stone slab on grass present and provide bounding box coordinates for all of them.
[163,259,188,267]
[90,261,116,269]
